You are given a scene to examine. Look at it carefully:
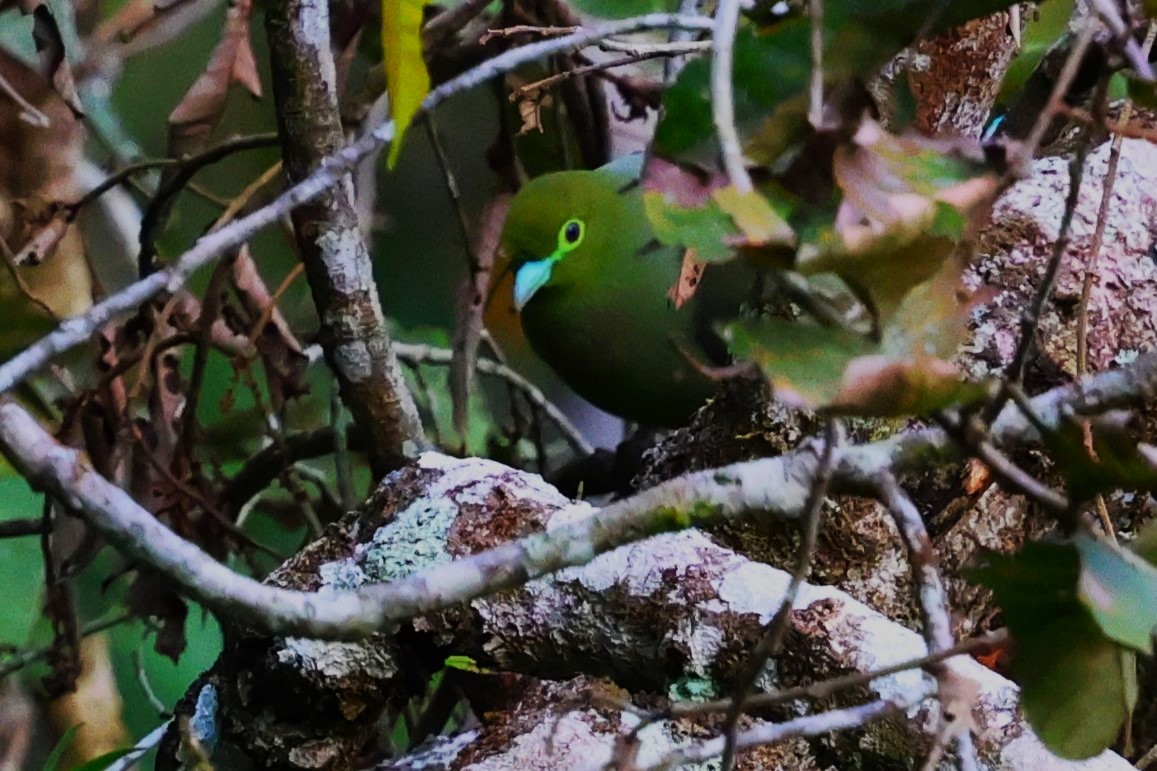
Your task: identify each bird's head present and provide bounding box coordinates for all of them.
[500,165,637,311]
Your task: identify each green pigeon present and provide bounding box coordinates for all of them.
[501,155,752,428]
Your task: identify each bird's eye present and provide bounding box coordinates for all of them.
[558,218,585,251]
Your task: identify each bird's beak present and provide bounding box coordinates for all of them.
[513,257,556,310]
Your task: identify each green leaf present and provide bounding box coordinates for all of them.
[1075,535,1157,654]
[569,0,674,17]
[1132,517,1157,566]
[995,0,1074,103]
[444,654,492,673]
[642,191,738,263]
[43,724,82,771]
[721,318,873,408]
[722,262,986,417]
[712,185,795,248]
[797,123,999,325]
[972,543,1134,759]
[655,22,814,160]
[1017,610,1132,759]
[382,0,429,167]
[656,0,1022,162]
[1043,412,1157,503]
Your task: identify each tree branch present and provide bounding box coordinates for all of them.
[2,353,1156,640]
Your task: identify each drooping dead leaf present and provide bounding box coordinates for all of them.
[127,567,189,662]
[167,0,261,159]
[29,5,84,117]
[229,245,310,411]
[0,50,93,360]
[451,193,508,441]
[827,353,988,416]
[514,91,546,136]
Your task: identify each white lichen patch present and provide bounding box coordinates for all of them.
[316,453,580,595]
[278,637,397,680]
[396,730,480,769]
[357,495,460,583]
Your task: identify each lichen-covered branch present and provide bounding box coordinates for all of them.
[2,350,1157,643]
[161,454,1132,769]
[263,0,424,476]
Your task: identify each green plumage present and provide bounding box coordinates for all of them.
[501,157,749,427]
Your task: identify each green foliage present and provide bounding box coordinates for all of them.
[42,724,81,771]
[382,0,430,166]
[1074,536,1157,654]
[640,0,1010,421]
[569,0,675,16]
[973,535,1157,758]
[1043,414,1157,503]
[0,478,46,647]
[995,0,1074,103]
[642,191,737,263]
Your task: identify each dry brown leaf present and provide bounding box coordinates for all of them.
[964,458,991,495]
[667,248,706,309]
[29,5,84,117]
[514,92,545,136]
[167,0,261,158]
[451,193,509,440]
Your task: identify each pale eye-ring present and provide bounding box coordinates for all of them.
[560,218,584,248]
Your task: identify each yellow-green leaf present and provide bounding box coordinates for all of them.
[382,0,429,167]
[712,185,795,247]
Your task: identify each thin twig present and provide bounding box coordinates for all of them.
[610,629,1009,721]
[64,159,179,216]
[1075,22,1156,544]
[0,518,47,538]
[655,696,915,768]
[422,0,492,48]
[1137,741,1157,770]
[599,38,709,56]
[0,611,132,681]
[1,349,1156,638]
[132,644,171,717]
[719,419,840,770]
[807,0,824,128]
[395,342,594,457]
[994,55,1107,422]
[711,0,753,193]
[935,412,1070,514]
[1019,22,1097,162]
[481,24,580,43]
[511,51,678,100]
[0,234,57,319]
[425,116,475,269]
[876,472,980,771]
